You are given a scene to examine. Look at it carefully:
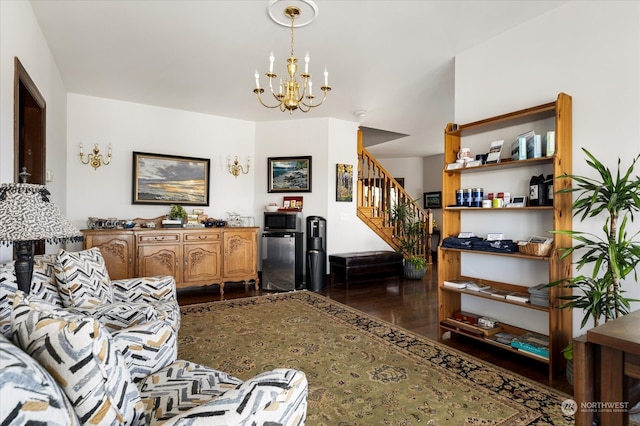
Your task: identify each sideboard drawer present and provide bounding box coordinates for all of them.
[138,233,181,244]
[184,232,220,242]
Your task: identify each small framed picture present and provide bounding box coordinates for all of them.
[267,156,312,193]
[424,191,442,209]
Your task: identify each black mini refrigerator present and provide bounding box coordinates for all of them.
[306,216,326,292]
[262,232,304,291]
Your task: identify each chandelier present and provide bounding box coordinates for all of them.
[253,3,330,113]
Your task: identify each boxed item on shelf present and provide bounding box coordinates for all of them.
[453,311,480,325]
[528,283,550,307]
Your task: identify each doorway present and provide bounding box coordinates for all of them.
[14,57,46,185]
[14,57,46,255]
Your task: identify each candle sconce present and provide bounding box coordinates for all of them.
[79,143,112,170]
[227,156,250,178]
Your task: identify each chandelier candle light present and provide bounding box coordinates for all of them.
[79,142,112,170]
[253,4,330,113]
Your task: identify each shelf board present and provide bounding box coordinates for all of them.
[440,286,549,312]
[446,101,556,137]
[439,246,551,261]
[444,156,554,174]
[444,206,553,211]
[439,322,550,364]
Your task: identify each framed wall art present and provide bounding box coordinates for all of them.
[267,156,312,193]
[132,152,210,205]
[336,163,353,202]
[423,191,442,209]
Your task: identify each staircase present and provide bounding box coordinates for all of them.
[356,131,434,264]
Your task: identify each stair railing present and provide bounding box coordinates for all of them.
[356,132,433,263]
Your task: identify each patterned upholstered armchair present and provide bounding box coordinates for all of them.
[0,248,308,425]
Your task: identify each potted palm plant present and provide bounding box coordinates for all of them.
[389,200,427,279]
[550,148,640,383]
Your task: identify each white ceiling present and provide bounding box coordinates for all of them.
[29,0,568,158]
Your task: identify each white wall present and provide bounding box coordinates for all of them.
[423,154,444,229]
[255,118,391,264]
[455,1,640,335]
[378,157,424,202]
[0,1,70,262]
[66,94,256,239]
[327,120,392,255]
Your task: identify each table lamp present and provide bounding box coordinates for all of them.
[0,182,83,292]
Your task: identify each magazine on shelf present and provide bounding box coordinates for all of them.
[480,288,513,299]
[527,134,542,159]
[545,131,555,156]
[488,331,519,347]
[505,292,530,303]
[443,280,470,289]
[516,348,549,361]
[511,136,527,161]
[485,140,504,164]
[465,282,491,292]
[510,332,550,358]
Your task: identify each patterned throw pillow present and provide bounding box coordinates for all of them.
[30,254,63,305]
[0,261,17,338]
[11,292,145,425]
[69,302,158,332]
[0,333,80,426]
[54,248,113,308]
[111,320,178,383]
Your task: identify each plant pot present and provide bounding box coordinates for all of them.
[566,359,574,386]
[403,264,425,280]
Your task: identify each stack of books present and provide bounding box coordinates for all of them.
[440,311,503,337]
[162,219,183,228]
[528,283,550,307]
[510,332,549,359]
[480,288,513,299]
[443,279,490,292]
[505,292,530,303]
[489,331,519,347]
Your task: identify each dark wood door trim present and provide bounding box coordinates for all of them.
[14,57,46,184]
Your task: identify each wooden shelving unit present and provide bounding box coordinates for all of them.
[437,93,573,381]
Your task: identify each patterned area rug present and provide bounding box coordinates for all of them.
[178,291,573,425]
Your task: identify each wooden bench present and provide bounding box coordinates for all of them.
[328,251,404,286]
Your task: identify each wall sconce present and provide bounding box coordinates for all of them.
[79,143,112,170]
[227,156,250,178]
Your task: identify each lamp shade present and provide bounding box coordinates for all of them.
[0,183,83,244]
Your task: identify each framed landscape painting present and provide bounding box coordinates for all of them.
[424,191,442,209]
[268,156,312,193]
[132,152,210,205]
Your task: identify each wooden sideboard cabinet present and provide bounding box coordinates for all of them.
[82,230,135,280]
[222,228,258,282]
[82,227,259,294]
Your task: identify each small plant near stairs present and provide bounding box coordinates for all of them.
[389,200,428,279]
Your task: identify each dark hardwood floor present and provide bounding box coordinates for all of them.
[177,265,573,395]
